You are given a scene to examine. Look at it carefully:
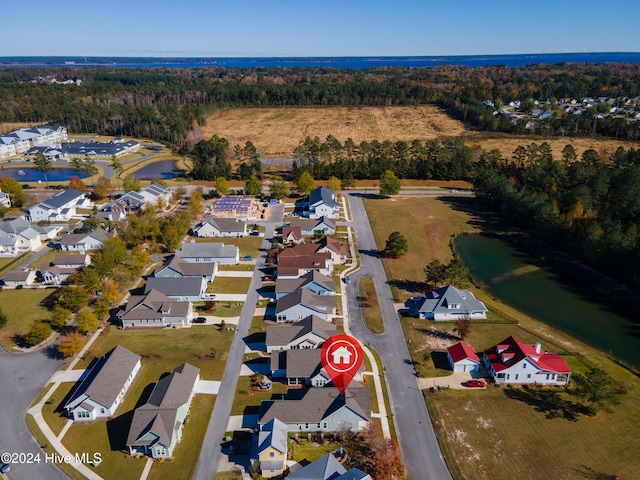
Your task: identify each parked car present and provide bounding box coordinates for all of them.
[0,461,11,473]
[465,379,486,388]
[241,255,253,261]
[343,275,351,284]
[192,317,207,324]
[249,230,260,236]
[263,276,275,282]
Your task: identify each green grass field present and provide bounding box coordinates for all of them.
[0,288,55,349]
[230,376,288,416]
[208,276,252,295]
[359,277,384,334]
[194,236,263,259]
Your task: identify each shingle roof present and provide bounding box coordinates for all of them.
[175,242,238,259]
[199,216,246,233]
[53,254,89,266]
[259,386,370,426]
[3,270,33,282]
[144,277,205,298]
[59,228,111,246]
[121,289,191,320]
[0,218,30,234]
[265,315,337,349]
[287,453,345,480]
[417,285,487,315]
[275,289,337,316]
[275,271,335,296]
[271,349,325,379]
[65,346,140,411]
[258,418,288,455]
[154,256,217,277]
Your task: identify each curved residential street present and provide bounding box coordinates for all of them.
[0,347,67,480]
[345,193,452,480]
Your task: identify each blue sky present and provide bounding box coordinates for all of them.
[2,0,639,57]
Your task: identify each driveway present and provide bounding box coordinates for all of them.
[192,202,284,480]
[0,347,67,480]
[345,193,452,480]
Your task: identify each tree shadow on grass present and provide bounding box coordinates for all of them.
[388,279,427,294]
[572,465,619,479]
[503,385,588,421]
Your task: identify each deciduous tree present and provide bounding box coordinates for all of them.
[60,286,90,312]
[379,170,401,197]
[0,176,25,206]
[49,305,72,329]
[25,321,52,346]
[58,331,85,358]
[215,176,230,196]
[92,176,114,200]
[68,176,87,193]
[92,237,127,276]
[295,171,315,195]
[454,313,473,340]
[326,176,342,193]
[244,175,262,196]
[270,176,289,200]
[123,174,141,192]
[76,307,99,334]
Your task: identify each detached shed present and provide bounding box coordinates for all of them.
[447,342,480,373]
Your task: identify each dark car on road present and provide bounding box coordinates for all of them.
[0,461,10,473]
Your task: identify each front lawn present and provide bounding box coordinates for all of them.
[0,288,55,350]
[195,301,245,317]
[230,376,288,416]
[358,276,384,334]
[193,236,263,258]
[208,276,252,295]
[42,381,76,437]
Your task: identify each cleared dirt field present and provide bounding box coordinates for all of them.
[202,106,467,157]
[0,122,37,134]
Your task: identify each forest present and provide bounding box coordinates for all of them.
[2,62,640,150]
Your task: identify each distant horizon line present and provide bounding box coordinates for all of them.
[1,51,640,59]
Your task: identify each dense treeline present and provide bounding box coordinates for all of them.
[2,63,640,149]
[474,143,640,288]
[290,135,473,181]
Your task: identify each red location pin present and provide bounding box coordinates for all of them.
[320,334,363,395]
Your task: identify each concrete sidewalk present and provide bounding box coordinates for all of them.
[216,271,254,277]
[50,369,86,383]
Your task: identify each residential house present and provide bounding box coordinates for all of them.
[277,244,333,279]
[118,289,193,328]
[287,453,371,480]
[101,183,172,213]
[265,315,338,353]
[175,242,239,265]
[271,349,363,387]
[0,232,16,256]
[483,336,571,386]
[259,386,371,433]
[59,228,111,253]
[154,256,217,282]
[2,270,37,287]
[275,289,337,322]
[39,253,91,286]
[275,271,335,299]
[27,188,90,222]
[126,363,200,458]
[281,226,304,244]
[0,189,10,208]
[288,217,336,236]
[404,285,488,321]
[144,277,206,302]
[61,140,140,158]
[193,217,247,237]
[255,418,288,479]
[447,342,481,373]
[64,346,141,421]
[314,236,347,265]
[307,186,340,219]
[0,218,45,255]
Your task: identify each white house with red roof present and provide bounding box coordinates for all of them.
[483,336,571,386]
[447,342,481,373]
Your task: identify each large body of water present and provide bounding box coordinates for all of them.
[455,234,640,370]
[0,167,89,182]
[1,53,640,70]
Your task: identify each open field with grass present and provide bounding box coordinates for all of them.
[73,326,233,380]
[202,106,466,157]
[0,288,55,350]
[365,195,481,301]
[364,194,640,479]
[359,276,384,334]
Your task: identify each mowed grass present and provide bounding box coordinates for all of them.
[359,276,384,334]
[230,376,288,416]
[427,383,640,480]
[364,195,481,301]
[42,382,76,437]
[202,106,466,157]
[208,276,252,295]
[73,326,233,380]
[0,288,55,350]
[194,235,262,259]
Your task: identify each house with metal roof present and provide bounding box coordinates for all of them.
[144,276,206,302]
[27,188,90,222]
[287,453,371,480]
[307,186,340,219]
[64,346,141,421]
[275,270,335,299]
[483,336,571,386]
[174,241,239,265]
[446,342,481,373]
[259,386,371,433]
[101,183,172,213]
[0,125,67,159]
[126,363,200,458]
[275,288,337,322]
[265,315,338,353]
[255,418,288,478]
[118,289,193,328]
[61,140,140,158]
[404,285,488,321]
[193,216,247,237]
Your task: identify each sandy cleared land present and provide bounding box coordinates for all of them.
[202,106,467,157]
[0,122,38,134]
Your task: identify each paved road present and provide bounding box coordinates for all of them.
[192,202,285,480]
[345,193,452,480]
[0,347,67,480]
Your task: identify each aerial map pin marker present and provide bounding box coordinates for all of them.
[320,334,363,395]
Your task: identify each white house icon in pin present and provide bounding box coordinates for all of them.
[331,345,352,365]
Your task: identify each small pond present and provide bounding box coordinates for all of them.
[0,167,89,182]
[132,161,185,179]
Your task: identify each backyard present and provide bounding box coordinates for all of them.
[0,288,55,350]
